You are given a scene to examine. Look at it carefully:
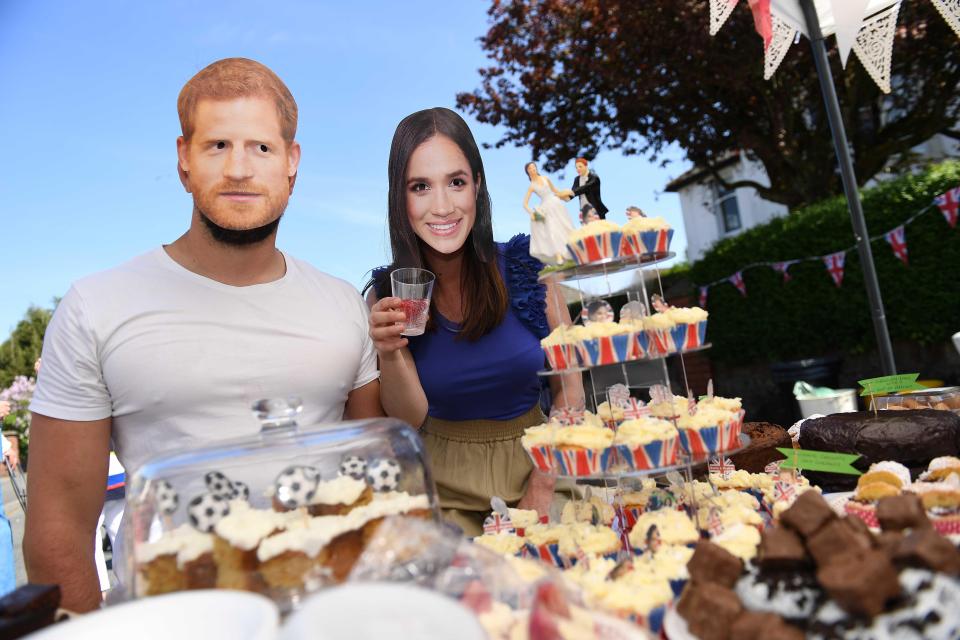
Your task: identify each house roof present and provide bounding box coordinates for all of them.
[664,152,741,192]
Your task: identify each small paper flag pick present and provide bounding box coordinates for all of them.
[708,456,736,479]
[764,460,782,476]
[729,271,747,297]
[707,379,714,399]
[699,286,709,309]
[622,398,651,420]
[935,186,960,228]
[773,480,796,503]
[823,251,846,287]
[772,260,798,283]
[550,406,585,425]
[607,383,632,409]
[483,511,514,534]
[707,507,725,537]
[884,225,908,265]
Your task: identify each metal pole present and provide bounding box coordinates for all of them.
[799,0,897,376]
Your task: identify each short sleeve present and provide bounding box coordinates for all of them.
[502,234,549,340]
[29,286,113,421]
[351,291,379,390]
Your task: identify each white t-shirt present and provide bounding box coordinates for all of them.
[30,247,378,474]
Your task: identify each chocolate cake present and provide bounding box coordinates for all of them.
[798,410,960,491]
[729,422,792,473]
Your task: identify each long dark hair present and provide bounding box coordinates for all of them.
[366,107,507,341]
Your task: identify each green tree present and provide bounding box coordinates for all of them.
[0,305,53,389]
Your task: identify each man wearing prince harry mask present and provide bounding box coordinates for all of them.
[25,58,382,611]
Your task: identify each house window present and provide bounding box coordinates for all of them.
[716,184,741,233]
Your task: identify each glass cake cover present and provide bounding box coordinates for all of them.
[119,398,439,609]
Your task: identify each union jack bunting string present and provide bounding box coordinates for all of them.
[708,456,736,478]
[884,225,908,266]
[550,407,585,425]
[483,512,514,534]
[772,481,796,503]
[708,508,725,537]
[823,251,846,287]
[694,186,960,298]
[622,398,651,420]
[764,460,782,476]
[729,271,747,297]
[935,186,959,228]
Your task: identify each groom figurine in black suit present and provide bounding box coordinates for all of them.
[562,157,608,219]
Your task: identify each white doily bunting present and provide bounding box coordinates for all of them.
[931,0,960,38]
[710,0,740,36]
[852,2,902,93]
[764,13,798,79]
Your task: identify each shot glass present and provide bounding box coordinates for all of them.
[390,268,435,336]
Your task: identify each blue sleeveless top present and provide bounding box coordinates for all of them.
[373,235,548,421]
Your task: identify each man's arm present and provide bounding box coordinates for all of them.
[24,413,111,612]
[571,173,598,196]
[343,378,386,420]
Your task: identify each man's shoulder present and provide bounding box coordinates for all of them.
[286,254,362,298]
[71,248,165,297]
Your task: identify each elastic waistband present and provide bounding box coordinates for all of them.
[421,404,545,443]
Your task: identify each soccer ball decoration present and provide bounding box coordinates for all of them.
[204,471,235,499]
[366,458,401,493]
[274,465,320,509]
[231,480,250,501]
[187,492,231,532]
[154,480,179,515]
[339,455,368,481]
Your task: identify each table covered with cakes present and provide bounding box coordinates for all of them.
[5,218,960,640]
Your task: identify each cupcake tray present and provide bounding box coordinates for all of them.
[537,343,712,377]
[541,434,751,481]
[538,251,675,284]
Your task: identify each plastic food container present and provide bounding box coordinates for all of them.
[119,398,439,611]
[870,386,960,414]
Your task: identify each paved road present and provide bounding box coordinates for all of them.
[2,473,27,587]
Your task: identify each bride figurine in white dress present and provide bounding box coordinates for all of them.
[523,162,577,265]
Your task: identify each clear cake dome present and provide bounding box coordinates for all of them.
[119,398,439,610]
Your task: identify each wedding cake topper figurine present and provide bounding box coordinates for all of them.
[561,157,608,220]
[523,162,577,265]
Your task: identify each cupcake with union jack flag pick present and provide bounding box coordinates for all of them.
[540,325,584,371]
[552,411,616,476]
[613,417,680,471]
[620,215,674,258]
[565,219,623,265]
[521,420,559,473]
[574,321,634,367]
[664,306,708,352]
[677,406,741,459]
[642,312,677,357]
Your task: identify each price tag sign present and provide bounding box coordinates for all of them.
[858,373,926,397]
[776,448,861,475]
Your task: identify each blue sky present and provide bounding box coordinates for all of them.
[0,0,690,338]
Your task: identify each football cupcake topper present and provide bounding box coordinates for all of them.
[187,492,230,532]
[204,471,235,499]
[274,465,320,509]
[154,480,179,515]
[230,480,250,501]
[366,458,401,492]
[339,455,368,481]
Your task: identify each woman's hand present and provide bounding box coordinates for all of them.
[516,470,555,518]
[368,297,410,355]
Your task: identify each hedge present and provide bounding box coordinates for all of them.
[686,160,960,365]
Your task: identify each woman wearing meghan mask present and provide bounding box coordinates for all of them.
[365,108,581,536]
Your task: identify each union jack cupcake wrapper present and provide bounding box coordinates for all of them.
[524,542,566,568]
[552,446,616,476]
[646,328,676,356]
[525,445,554,473]
[631,330,650,359]
[566,231,623,265]
[620,229,674,258]
[615,436,679,471]
[668,578,688,599]
[543,343,580,371]
[625,605,667,634]
[577,333,633,366]
[669,320,708,352]
[678,418,740,458]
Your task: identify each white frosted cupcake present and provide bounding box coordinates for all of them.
[566,220,623,264]
[614,417,680,470]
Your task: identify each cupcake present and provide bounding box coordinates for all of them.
[473,531,527,556]
[595,580,673,633]
[613,417,680,470]
[710,523,762,562]
[574,321,634,366]
[560,495,615,526]
[552,414,616,476]
[136,524,216,596]
[596,401,625,429]
[307,475,373,516]
[664,306,708,352]
[648,393,688,420]
[619,483,682,530]
[212,501,298,590]
[627,509,699,551]
[677,406,741,458]
[557,523,621,562]
[257,514,359,589]
[566,219,623,265]
[920,456,960,482]
[844,461,910,528]
[508,507,543,533]
[643,313,677,356]
[540,325,583,371]
[521,421,558,473]
[620,216,673,257]
[524,523,568,567]
[623,543,693,597]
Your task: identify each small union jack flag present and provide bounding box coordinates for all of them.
[699,286,708,308]
[764,460,782,476]
[884,225,908,266]
[622,398,651,420]
[708,456,736,479]
[550,407,585,425]
[823,251,846,287]
[483,512,515,535]
[934,186,959,228]
[729,271,747,297]
[707,508,725,537]
[773,481,796,503]
[772,260,798,283]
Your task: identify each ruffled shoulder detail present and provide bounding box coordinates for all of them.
[366,265,391,299]
[500,234,548,339]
